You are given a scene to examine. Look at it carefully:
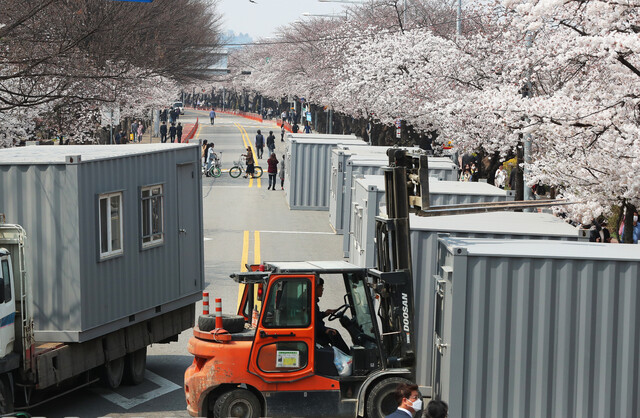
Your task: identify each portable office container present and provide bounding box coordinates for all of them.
[0,144,204,342]
[284,137,367,210]
[433,237,640,418]
[286,133,357,142]
[408,212,586,395]
[348,177,517,268]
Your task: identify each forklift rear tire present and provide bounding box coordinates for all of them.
[102,356,125,389]
[366,377,413,418]
[213,388,261,418]
[123,347,147,385]
[198,314,245,333]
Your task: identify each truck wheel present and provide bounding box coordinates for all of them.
[0,376,14,414]
[213,388,261,418]
[123,347,147,385]
[365,377,412,418]
[198,314,245,333]
[102,356,125,389]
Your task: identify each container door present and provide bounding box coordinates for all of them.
[432,271,451,400]
[249,274,315,383]
[176,163,200,294]
[0,256,15,358]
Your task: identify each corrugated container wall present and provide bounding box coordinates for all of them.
[348,177,516,269]
[348,176,387,266]
[434,237,640,418]
[0,145,204,342]
[284,137,366,210]
[408,212,587,395]
[329,148,458,234]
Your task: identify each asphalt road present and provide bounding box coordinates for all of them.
[29,109,347,417]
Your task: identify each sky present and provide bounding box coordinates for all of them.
[217,0,351,40]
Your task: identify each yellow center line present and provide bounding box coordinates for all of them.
[237,230,250,308]
[193,120,203,141]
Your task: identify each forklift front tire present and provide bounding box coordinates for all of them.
[365,376,413,418]
[213,388,261,418]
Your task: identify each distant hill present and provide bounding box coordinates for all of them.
[223,31,253,49]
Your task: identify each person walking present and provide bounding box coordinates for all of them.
[169,108,176,124]
[209,109,216,125]
[279,154,285,190]
[114,130,122,144]
[137,122,144,143]
[160,122,168,143]
[292,122,299,133]
[267,153,279,190]
[385,383,422,418]
[131,120,138,141]
[280,123,286,142]
[303,122,311,133]
[494,165,506,189]
[242,147,255,178]
[201,140,208,168]
[266,131,276,155]
[169,122,177,143]
[255,130,265,159]
[176,122,183,143]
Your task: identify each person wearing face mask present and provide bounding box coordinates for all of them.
[386,383,422,418]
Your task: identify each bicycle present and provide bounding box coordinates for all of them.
[229,154,263,178]
[203,151,222,178]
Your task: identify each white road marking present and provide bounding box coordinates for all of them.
[93,370,181,410]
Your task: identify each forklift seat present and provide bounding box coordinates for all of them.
[314,346,339,377]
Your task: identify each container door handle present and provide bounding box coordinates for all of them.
[260,331,296,338]
[179,228,187,234]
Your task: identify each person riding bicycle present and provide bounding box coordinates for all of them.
[205,143,218,177]
[242,147,255,178]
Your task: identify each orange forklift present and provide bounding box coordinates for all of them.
[184,148,572,417]
[184,151,424,417]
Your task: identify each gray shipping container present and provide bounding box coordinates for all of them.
[284,137,367,210]
[329,148,457,236]
[408,212,586,395]
[0,144,204,342]
[348,176,517,269]
[433,237,640,418]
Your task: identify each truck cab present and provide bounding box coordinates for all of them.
[185,261,415,418]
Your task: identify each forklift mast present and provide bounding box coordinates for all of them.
[371,149,424,368]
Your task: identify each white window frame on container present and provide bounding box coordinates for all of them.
[99,192,124,260]
[141,184,164,248]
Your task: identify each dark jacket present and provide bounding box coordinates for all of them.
[177,125,183,136]
[385,409,412,418]
[267,157,279,174]
[169,126,177,137]
[255,134,264,147]
[160,124,167,135]
[266,134,275,148]
[292,124,299,133]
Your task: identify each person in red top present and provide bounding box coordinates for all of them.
[267,153,279,190]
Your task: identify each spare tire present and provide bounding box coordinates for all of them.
[198,314,246,333]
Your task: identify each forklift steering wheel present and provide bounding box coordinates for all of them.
[328,303,350,321]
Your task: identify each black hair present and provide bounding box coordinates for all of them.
[317,277,324,286]
[394,383,419,406]
[424,400,448,418]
